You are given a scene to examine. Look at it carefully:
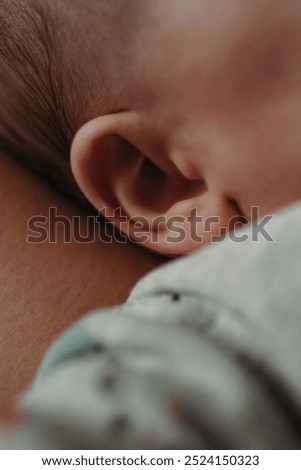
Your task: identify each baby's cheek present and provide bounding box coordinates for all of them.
[222,17,301,113]
[229,103,301,218]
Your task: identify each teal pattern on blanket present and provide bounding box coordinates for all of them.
[37,323,100,380]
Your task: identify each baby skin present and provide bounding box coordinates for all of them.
[2,0,301,255]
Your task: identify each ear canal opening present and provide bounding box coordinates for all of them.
[135,155,207,214]
[78,129,207,220]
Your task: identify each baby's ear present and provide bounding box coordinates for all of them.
[71,113,242,256]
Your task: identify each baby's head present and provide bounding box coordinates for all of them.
[2,0,301,255]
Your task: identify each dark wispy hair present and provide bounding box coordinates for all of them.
[0,0,89,206]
